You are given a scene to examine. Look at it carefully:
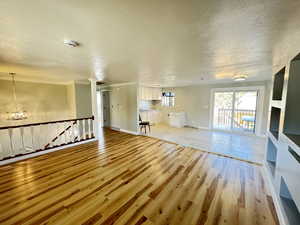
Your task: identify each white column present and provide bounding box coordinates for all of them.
[89,79,99,140]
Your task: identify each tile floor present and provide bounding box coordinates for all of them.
[144,123,267,164]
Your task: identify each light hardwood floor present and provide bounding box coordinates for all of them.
[0,129,279,225]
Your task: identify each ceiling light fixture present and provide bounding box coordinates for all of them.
[64,40,80,47]
[164,75,176,81]
[233,74,248,82]
[7,73,28,120]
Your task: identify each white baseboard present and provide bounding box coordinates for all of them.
[120,129,138,135]
[262,164,286,225]
[184,124,210,130]
[110,126,121,131]
[197,126,210,130]
[0,139,96,166]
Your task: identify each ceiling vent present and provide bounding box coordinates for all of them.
[64,40,80,47]
[96,81,105,85]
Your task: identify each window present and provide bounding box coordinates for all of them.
[162,92,175,107]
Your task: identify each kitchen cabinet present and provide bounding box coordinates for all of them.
[139,87,162,100]
[140,110,162,125]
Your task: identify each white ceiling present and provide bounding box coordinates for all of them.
[0,0,299,86]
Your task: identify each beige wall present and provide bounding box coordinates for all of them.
[0,80,74,126]
[159,80,271,135]
[99,84,138,133]
[74,83,92,118]
[66,83,76,118]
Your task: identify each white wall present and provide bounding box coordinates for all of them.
[67,83,76,118]
[0,79,75,127]
[159,80,271,134]
[0,79,94,128]
[98,84,138,133]
[74,82,92,118]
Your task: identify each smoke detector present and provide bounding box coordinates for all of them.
[233,74,248,82]
[64,40,80,47]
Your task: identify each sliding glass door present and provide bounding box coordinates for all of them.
[213,90,258,133]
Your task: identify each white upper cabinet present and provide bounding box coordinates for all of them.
[139,87,162,100]
[152,88,162,100]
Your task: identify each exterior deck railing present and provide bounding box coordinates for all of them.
[216,109,256,132]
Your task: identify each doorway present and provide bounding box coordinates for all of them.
[211,87,264,135]
[102,91,111,128]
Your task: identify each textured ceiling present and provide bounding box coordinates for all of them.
[0,0,300,86]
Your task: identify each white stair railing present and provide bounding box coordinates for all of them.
[0,116,95,160]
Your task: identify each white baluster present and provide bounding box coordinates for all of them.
[65,122,69,144]
[59,122,63,145]
[40,125,44,149]
[0,143,3,160]
[74,121,79,142]
[61,122,68,144]
[51,123,55,147]
[20,127,25,154]
[30,126,35,152]
[45,124,49,148]
[82,120,86,140]
[61,123,64,145]
[8,128,14,156]
[91,118,94,138]
[38,125,43,150]
[71,122,74,143]
[70,121,77,143]
[87,119,91,139]
[54,123,58,146]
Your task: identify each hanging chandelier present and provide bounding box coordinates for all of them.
[7,73,28,120]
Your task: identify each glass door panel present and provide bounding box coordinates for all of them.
[213,92,234,130]
[232,91,257,133]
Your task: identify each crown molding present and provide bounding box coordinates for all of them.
[0,76,71,85]
[75,80,91,85]
[0,76,93,86]
[100,82,136,88]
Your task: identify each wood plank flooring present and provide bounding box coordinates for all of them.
[0,129,279,225]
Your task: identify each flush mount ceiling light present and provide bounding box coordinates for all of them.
[152,84,161,87]
[164,75,176,81]
[233,74,248,82]
[64,40,80,47]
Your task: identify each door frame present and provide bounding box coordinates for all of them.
[96,91,103,128]
[99,89,112,128]
[209,86,265,136]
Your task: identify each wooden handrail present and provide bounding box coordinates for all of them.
[44,120,77,149]
[0,116,94,130]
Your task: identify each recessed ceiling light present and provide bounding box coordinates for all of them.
[64,40,80,47]
[233,75,248,82]
[164,75,176,81]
